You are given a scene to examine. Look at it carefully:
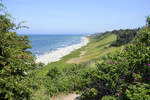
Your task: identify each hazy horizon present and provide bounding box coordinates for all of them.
[3,0,150,34]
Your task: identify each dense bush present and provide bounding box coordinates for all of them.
[80,18,150,100]
[92,29,138,47]
[102,96,116,100]
[0,3,35,100]
[44,64,97,96]
[111,29,138,46]
[80,88,98,100]
[47,67,62,79]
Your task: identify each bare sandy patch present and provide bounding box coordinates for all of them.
[51,93,80,100]
[67,50,87,64]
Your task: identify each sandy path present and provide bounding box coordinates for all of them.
[52,93,80,100]
[79,50,87,57]
[67,49,87,64]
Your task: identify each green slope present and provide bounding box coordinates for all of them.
[29,33,121,100]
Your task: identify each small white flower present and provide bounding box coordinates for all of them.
[24,71,27,75]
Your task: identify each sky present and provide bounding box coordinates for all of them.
[3,0,150,34]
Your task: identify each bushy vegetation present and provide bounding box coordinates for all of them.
[80,18,150,100]
[0,3,35,100]
[45,64,97,96]
[111,29,139,46]
[1,1,149,100]
[29,60,99,99]
[92,28,139,47]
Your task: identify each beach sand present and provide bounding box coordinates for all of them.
[35,37,89,65]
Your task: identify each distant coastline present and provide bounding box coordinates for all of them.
[35,36,89,65]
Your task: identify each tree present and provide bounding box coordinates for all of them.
[146,16,150,27]
[0,2,35,100]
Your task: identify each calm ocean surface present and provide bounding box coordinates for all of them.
[27,34,85,57]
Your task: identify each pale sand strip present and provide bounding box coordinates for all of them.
[36,37,89,65]
[51,93,80,100]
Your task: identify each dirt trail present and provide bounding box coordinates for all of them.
[79,50,87,57]
[51,93,80,100]
[67,50,87,64]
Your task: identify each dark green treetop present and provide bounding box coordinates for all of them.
[146,16,150,27]
[0,2,35,100]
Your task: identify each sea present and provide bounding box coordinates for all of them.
[27,34,85,57]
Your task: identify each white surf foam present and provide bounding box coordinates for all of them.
[35,37,89,65]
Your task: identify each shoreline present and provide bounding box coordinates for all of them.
[35,36,89,65]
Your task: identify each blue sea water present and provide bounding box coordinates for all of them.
[27,34,84,57]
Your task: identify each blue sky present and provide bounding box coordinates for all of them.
[3,0,150,34]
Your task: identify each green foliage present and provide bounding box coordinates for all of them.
[125,83,150,100]
[47,67,62,79]
[44,64,97,96]
[80,88,98,100]
[102,96,116,100]
[92,29,138,47]
[80,18,150,100]
[91,32,111,41]
[0,3,35,100]
[146,16,150,27]
[136,26,150,46]
[111,29,138,46]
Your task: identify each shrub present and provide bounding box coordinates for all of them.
[80,88,98,100]
[111,29,138,46]
[80,17,150,100]
[0,3,35,100]
[47,67,62,79]
[102,96,116,100]
[125,83,150,100]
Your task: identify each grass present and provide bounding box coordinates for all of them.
[29,33,121,99]
[67,34,120,64]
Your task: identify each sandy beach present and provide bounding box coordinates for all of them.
[35,37,89,65]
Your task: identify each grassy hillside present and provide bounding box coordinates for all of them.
[29,33,120,100]
[67,34,119,64]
